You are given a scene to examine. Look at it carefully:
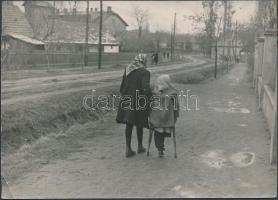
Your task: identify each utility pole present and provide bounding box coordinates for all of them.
[84,0,89,69]
[234,20,238,62]
[214,42,218,78]
[227,1,232,59]
[222,0,227,57]
[172,13,176,60]
[156,31,160,52]
[170,24,173,60]
[215,17,222,79]
[98,0,103,69]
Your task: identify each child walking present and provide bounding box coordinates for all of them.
[149,74,179,157]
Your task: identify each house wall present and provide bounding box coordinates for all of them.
[253,29,277,164]
[100,15,127,39]
[3,37,44,69]
[47,43,119,53]
[104,45,119,53]
[24,5,54,38]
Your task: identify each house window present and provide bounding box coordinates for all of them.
[56,45,61,51]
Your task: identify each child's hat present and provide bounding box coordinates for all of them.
[156,74,177,91]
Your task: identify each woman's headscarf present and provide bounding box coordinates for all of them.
[125,54,147,76]
[155,74,177,93]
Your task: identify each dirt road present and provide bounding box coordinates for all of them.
[2,63,276,198]
[2,56,209,104]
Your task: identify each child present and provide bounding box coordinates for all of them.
[149,74,179,157]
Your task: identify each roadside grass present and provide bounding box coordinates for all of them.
[2,83,122,183]
[171,63,231,84]
[1,57,191,81]
[1,85,121,155]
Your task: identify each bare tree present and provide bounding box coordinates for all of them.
[1,26,9,68]
[132,6,149,40]
[39,1,56,71]
[255,0,277,31]
[185,0,222,57]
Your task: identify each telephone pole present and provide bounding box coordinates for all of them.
[222,0,227,57]
[234,20,238,62]
[173,13,176,60]
[98,0,103,69]
[171,13,176,60]
[215,17,222,79]
[170,24,173,60]
[84,0,89,68]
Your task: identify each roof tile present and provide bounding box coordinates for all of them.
[2,3,34,37]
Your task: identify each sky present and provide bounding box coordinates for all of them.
[14,1,258,34]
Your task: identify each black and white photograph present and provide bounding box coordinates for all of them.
[1,0,277,198]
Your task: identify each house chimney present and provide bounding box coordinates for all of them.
[95,8,98,12]
[107,6,112,12]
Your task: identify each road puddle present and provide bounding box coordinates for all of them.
[211,107,250,114]
[208,98,250,114]
[173,185,196,197]
[200,150,227,169]
[199,150,255,169]
[238,123,248,127]
[229,152,255,167]
[239,181,258,188]
[228,100,241,107]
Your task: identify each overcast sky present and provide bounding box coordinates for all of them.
[14,1,258,34]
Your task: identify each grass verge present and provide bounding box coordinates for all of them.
[1,85,120,155]
[171,63,232,84]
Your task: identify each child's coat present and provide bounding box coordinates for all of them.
[149,75,179,134]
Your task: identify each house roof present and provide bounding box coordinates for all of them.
[92,11,129,27]
[2,2,34,37]
[7,33,44,45]
[22,1,53,8]
[57,10,128,27]
[45,19,119,45]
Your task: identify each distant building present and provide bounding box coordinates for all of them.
[23,1,128,40]
[22,1,123,52]
[2,1,44,52]
[23,1,55,40]
[56,6,128,38]
[45,19,120,53]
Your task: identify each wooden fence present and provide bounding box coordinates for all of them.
[252,29,277,164]
[2,50,139,70]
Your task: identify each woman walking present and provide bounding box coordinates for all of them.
[116,54,151,157]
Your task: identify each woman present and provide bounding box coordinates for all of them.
[116,54,151,157]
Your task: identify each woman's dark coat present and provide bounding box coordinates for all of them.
[116,68,151,128]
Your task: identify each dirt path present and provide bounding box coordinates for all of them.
[2,63,276,198]
[1,56,209,104]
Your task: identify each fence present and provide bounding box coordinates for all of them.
[1,50,181,70]
[1,50,140,70]
[253,29,277,164]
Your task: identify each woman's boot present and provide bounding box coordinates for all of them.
[136,126,146,153]
[125,124,136,157]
